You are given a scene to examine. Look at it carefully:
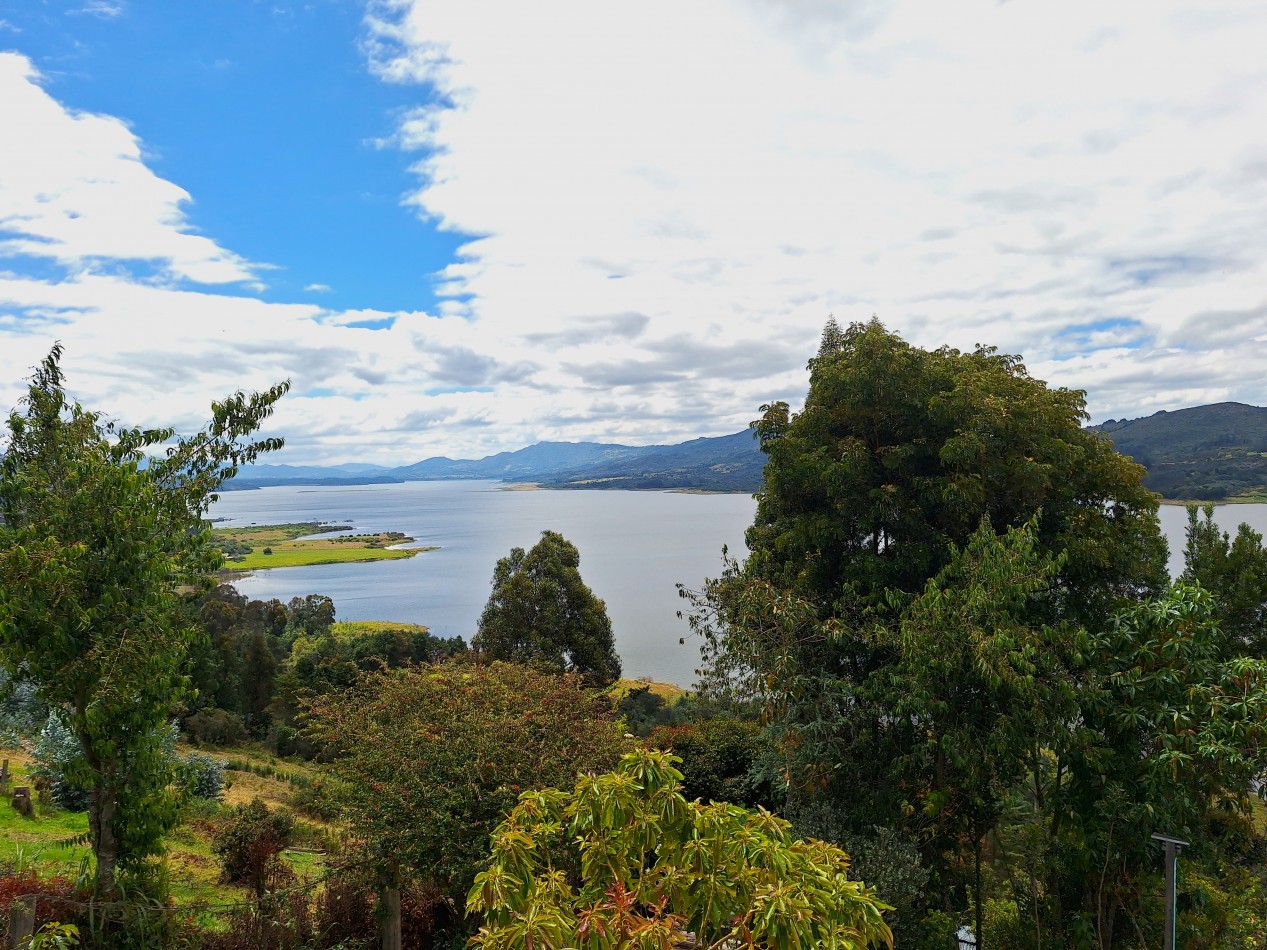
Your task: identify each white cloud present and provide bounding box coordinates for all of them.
[304,282,334,293]
[69,1,126,19]
[0,53,262,286]
[6,4,1267,466]
[367,0,1267,427]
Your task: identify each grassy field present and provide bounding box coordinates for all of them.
[0,740,334,912]
[329,620,431,638]
[214,522,437,571]
[607,677,690,703]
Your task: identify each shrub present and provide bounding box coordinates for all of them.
[467,748,893,949]
[28,714,88,811]
[212,797,296,897]
[647,715,778,809]
[179,752,226,802]
[183,707,248,746]
[307,660,630,906]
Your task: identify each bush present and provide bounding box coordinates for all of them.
[0,671,47,742]
[212,797,296,897]
[647,715,779,809]
[288,776,341,822]
[28,714,88,811]
[178,752,226,801]
[183,707,248,746]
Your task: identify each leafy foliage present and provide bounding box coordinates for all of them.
[1181,503,1267,655]
[29,712,90,811]
[646,715,780,809]
[212,796,297,897]
[307,659,629,905]
[682,321,1266,948]
[178,752,226,802]
[467,747,893,949]
[474,530,622,685]
[0,346,287,896]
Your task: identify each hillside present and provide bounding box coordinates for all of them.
[541,430,765,491]
[1091,402,1267,500]
[226,430,766,493]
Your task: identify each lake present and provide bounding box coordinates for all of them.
[210,481,756,686]
[209,483,1267,686]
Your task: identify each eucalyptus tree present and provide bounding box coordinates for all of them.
[0,346,287,896]
[474,529,622,686]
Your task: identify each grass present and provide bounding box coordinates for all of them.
[213,522,350,544]
[231,541,426,570]
[0,740,336,911]
[213,521,438,571]
[607,678,690,704]
[329,620,431,638]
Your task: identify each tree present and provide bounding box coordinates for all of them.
[473,530,622,685]
[306,659,630,909]
[745,318,1166,628]
[1181,504,1267,656]
[0,347,287,896]
[684,320,1173,946]
[1050,584,1267,946]
[466,748,893,949]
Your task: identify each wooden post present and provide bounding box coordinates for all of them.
[0,759,9,793]
[11,786,32,817]
[381,887,402,950]
[6,894,35,949]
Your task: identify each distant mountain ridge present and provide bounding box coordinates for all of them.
[227,402,1267,500]
[1091,402,1267,500]
[225,430,766,493]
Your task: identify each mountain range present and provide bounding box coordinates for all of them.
[227,402,1267,501]
[226,429,766,493]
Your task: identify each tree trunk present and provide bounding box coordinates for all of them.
[89,785,119,898]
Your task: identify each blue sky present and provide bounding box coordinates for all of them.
[2,1,1267,464]
[2,0,463,313]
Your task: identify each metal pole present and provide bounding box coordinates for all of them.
[1163,840,1176,950]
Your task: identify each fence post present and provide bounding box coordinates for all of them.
[7,894,35,949]
[11,786,32,817]
[0,758,10,794]
[381,887,402,950]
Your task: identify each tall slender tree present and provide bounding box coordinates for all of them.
[0,347,287,896]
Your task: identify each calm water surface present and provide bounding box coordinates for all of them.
[209,483,1267,686]
[210,481,755,686]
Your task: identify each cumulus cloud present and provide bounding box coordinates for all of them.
[367,0,1267,427]
[0,53,261,285]
[7,4,1267,466]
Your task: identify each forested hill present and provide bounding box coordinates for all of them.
[226,429,766,492]
[1091,402,1267,500]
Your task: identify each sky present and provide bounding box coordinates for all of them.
[2,0,1267,465]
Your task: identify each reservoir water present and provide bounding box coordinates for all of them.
[209,482,1267,687]
[210,481,756,686]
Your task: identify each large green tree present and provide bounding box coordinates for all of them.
[686,320,1175,947]
[0,347,287,895]
[473,530,622,685]
[745,318,1166,628]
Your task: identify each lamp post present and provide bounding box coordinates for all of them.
[1151,832,1189,950]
